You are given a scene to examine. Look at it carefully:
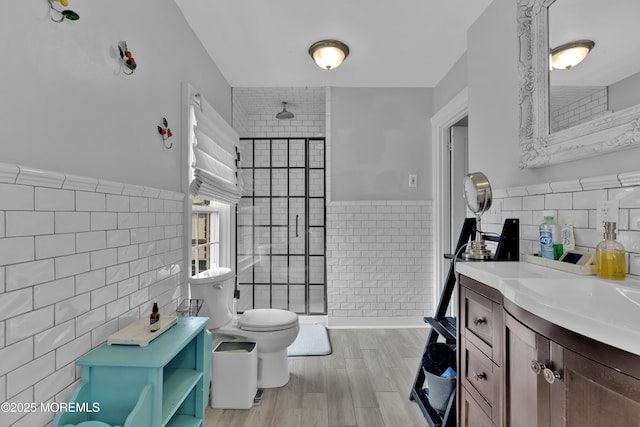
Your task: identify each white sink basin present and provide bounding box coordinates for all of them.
[504,277,640,332]
[457,261,640,355]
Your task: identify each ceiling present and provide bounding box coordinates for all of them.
[174,0,494,88]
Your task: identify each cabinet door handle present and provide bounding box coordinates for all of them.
[472,371,486,381]
[472,316,486,326]
[530,360,546,375]
[296,214,299,237]
[543,367,562,384]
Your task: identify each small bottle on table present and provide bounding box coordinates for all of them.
[150,300,160,332]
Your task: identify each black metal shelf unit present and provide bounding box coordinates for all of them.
[409,217,519,427]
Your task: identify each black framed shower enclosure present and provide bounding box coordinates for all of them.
[236,137,326,315]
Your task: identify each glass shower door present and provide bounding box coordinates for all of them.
[237,138,326,314]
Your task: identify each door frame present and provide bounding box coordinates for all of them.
[431,88,468,309]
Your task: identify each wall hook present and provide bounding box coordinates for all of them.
[118,41,136,75]
[48,0,79,22]
[157,117,173,149]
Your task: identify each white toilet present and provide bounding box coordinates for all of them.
[190,268,300,388]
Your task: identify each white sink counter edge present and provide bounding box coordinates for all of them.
[456,261,640,356]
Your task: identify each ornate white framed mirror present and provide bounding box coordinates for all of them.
[517,0,640,168]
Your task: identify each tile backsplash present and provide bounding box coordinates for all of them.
[0,163,184,426]
[482,171,640,278]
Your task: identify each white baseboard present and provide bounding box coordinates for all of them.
[213,314,428,330]
[326,316,429,329]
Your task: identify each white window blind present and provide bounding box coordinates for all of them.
[189,93,242,204]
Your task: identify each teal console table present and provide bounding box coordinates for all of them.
[53,317,212,427]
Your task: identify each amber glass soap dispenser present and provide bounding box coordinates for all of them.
[150,300,160,332]
[596,221,626,280]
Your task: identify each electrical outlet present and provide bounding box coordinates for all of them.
[596,200,619,230]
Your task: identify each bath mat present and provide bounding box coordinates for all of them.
[287,324,332,356]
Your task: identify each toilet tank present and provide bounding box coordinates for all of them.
[189,267,235,329]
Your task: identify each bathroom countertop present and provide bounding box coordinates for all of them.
[456,261,640,356]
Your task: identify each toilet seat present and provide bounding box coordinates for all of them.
[239,309,298,332]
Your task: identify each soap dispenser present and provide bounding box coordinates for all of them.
[596,221,626,280]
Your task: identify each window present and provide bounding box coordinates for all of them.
[191,199,232,276]
[191,201,218,276]
[184,84,238,278]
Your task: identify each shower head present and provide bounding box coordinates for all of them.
[275,102,294,120]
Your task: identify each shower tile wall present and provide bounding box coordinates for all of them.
[233,88,327,315]
[232,87,326,138]
[237,138,326,314]
[0,163,184,426]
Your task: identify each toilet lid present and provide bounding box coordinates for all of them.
[238,309,299,332]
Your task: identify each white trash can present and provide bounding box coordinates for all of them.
[211,341,257,409]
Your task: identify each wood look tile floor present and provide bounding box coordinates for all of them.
[205,327,430,427]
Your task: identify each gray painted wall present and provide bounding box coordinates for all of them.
[2,1,231,192]
[330,87,433,201]
[434,53,468,113]
[609,71,640,113]
[463,0,640,190]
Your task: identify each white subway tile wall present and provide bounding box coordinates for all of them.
[550,87,608,133]
[0,163,184,426]
[232,87,326,138]
[482,171,640,278]
[326,200,434,318]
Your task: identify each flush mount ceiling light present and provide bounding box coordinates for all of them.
[275,102,295,120]
[550,40,595,70]
[308,39,350,70]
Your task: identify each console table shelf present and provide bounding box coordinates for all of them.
[53,317,212,427]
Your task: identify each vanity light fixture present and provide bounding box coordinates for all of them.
[308,39,349,70]
[550,40,595,70]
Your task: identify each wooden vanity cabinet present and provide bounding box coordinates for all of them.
[560,347,640,426]
[460,274,640,427]
[505,307,640,427]
[504,311,560,427]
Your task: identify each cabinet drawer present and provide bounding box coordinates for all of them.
[465,289,494,344]
[463,287,501,361]
[463,338,500,410]
[461,386,494,427]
